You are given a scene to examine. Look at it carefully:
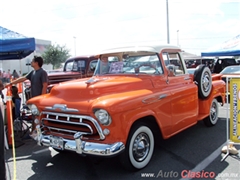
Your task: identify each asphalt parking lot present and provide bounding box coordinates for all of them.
[4,103,240,180]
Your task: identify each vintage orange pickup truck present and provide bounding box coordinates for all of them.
[27,44,226,170]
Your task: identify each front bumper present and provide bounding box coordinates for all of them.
[36,130,125,156]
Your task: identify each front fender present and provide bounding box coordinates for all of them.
[91,89,153,113]
[105,108,158,145]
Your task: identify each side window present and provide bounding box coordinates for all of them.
[169,53,184,75]
[163,52,185,75]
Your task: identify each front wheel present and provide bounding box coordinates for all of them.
[120,123,154,170]
[203,98,219,126]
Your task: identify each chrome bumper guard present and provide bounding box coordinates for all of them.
[37,131,125,156]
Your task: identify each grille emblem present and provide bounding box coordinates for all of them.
[45,104,79,112]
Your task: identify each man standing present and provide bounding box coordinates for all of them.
[5,56,48,138]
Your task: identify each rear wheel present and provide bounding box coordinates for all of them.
[120,123,154,170]
[203,98,219,126]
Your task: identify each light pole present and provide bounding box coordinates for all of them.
[166,0,170,44]
[73,36,76,56]
[177,30,179,47]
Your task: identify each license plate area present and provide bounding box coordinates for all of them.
[50,136,64,150]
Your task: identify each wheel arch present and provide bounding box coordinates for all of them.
[127,115,163,141]
[120,115,163,170]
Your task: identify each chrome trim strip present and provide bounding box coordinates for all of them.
[42,111,105,140]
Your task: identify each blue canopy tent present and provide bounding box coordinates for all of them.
[201,34,240,57]
[0,26,35,60]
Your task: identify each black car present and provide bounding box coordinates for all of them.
[213,58,237,73]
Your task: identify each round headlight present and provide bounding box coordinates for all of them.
[28,104,40,116]
[94,109,111,126]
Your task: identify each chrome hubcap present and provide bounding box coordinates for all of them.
[202,72,210,92]
[210,102,217,122]
[132,133,150,162]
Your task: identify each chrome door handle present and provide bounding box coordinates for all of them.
[159,94,167,99]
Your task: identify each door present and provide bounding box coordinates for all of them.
[163,52,198,134]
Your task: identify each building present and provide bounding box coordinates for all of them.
[0,39,53,75]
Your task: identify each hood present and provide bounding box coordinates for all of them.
[51,76,153,101]
[31,76,154,113]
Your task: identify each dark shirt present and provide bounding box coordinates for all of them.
[26,68,48,98]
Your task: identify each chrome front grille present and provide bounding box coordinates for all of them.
[41,111,105,140]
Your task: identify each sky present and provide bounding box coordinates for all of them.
[1,0,240,57]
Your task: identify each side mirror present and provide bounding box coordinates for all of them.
[166,64,176,76]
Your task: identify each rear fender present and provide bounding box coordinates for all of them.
[198,80,225,115]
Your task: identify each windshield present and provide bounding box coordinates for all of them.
[220,66,240,74]
[93,52,163,76]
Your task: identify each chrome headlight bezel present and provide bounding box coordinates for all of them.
[94,109,112,126]
[28,104,40,116]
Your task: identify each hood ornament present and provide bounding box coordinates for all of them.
[86,77,108,84]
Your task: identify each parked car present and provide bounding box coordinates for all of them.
[27,44,225,170]
[213,58,237,73]
[47,55,98,88]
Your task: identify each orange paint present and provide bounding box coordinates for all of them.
[6,86,13,146]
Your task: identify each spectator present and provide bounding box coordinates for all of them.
[5,56,48,139]
[11,86,21,120]
[2,71,7,84]
[12,70,19,79]
[6,69,11,83]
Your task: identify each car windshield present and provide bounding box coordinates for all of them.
[93,52,163,75]
[220,66,240,74]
